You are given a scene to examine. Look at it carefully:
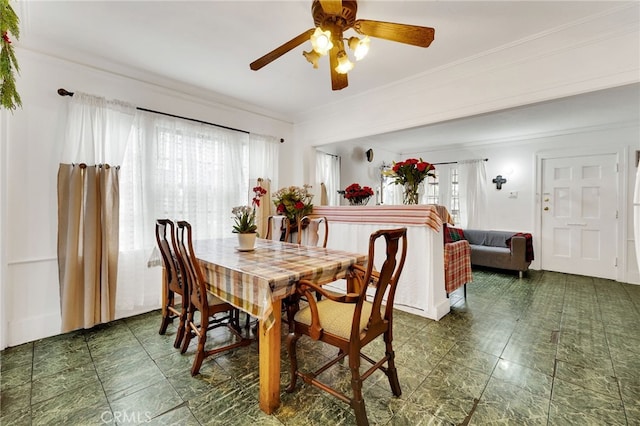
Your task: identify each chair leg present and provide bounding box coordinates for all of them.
[173,302,187,349]
[180,306,195,354]
[159,291,174,335]
[385,334,402,396]
[191,317,208,376]
[286,333,301,393]
[350,364,369,426]
[463,283,467,299]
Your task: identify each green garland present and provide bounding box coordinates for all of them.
[1,0,21,110]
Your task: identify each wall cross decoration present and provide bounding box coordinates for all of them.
[492,175,507,190]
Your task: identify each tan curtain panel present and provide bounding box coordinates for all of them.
[320,182,328,206]
[253,177,271,238]
[58,163,120,332]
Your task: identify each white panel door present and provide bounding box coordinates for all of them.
[541,154,617,279]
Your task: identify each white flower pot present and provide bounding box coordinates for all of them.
[237,232,257,251]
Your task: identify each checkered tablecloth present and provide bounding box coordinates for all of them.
[194,238,367,330]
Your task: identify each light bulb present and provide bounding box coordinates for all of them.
[348,36,370,60]
[310,27,333,56]
[335,51,354,74]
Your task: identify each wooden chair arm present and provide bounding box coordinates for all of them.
[349,264,379,293]
[298,280,360,304]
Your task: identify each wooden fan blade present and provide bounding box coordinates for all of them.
[319,0,343,15]
[353,19,435,48]
[329,45,348,91]
[250,29,315,71]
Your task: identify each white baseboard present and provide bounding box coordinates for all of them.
[625,271,640,285]
[3,302,163,349]
[6,313,61,348]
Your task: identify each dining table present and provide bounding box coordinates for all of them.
[192,237,367,414]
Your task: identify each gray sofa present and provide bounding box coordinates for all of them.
[463,229,532,278]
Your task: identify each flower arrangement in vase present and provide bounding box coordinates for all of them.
[232,185,267,250]
[342,183,374,206]
[384,158,436,204]
[272,184,314,222]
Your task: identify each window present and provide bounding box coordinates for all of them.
[418,164,459,224]
[425,170,439,204]
[450,168,460,224]
[116,110,278,312]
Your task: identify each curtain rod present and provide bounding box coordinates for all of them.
[432,158,488,165]
[57,88,285,143]
[316,150,339,158]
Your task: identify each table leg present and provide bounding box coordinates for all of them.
[259,298,281,414]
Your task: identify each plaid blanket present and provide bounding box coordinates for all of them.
[444,240,473,294]
[507,233,534,262]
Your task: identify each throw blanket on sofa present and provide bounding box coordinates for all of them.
[506,233,534,262]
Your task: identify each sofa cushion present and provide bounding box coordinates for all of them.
[462,229,487,246]
[464,229,514,248]
[485,232,512,248]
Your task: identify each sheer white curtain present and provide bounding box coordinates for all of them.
[458,159,488,229]
[316,151,340,206]
[249,133,279,191]
[117,110,251,314]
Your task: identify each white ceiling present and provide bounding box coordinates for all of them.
[15,1,640,150]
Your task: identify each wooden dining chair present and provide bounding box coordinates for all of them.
[286,227,408,426]
[296,215,329,248]
[174,221,253,376]
[155,219,187,348]
[265,215,291,242]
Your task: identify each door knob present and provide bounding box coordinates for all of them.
[544,207,549,211]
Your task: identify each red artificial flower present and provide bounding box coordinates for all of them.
[277,204,285,213]
[253,186,267,196]
[343,183,373,200]
[294,201,305,210]
[251,185,267,208]
[2,32,10,44]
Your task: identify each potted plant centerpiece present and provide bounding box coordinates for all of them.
[272,184,314,221]
[232,185,267,250]
[272,185,314,239]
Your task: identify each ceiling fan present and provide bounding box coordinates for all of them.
[249,0,435,91]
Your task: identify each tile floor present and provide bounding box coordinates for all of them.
[1,269,639,425]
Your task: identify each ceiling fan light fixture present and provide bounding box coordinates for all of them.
[310,27,333,56]
[303,50,321,68]
[335,50,354,74]
[348,35,370,60]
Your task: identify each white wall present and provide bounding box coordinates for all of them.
[0,49,293,349]
[337,145,401,205]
